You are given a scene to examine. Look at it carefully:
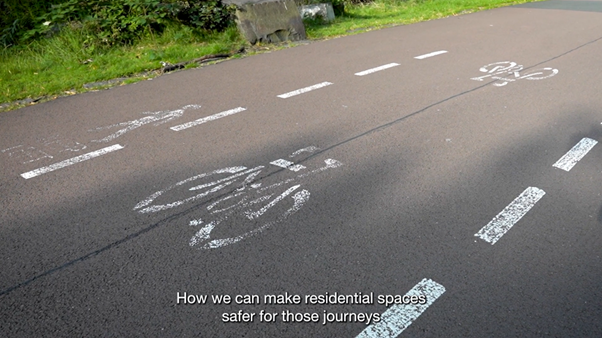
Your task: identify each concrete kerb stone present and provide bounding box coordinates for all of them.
[224,0,307,44]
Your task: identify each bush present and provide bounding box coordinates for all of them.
[177,0,237,32]
[1,0,64,47]
[1,0,237,48]
[23,0,175,46]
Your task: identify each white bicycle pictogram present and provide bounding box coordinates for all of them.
[133,146,343,249]
[471,61,558,87]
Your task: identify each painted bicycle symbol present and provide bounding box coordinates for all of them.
[471,61,558,87]
[133,146,343,249]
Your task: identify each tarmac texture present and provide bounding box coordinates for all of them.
[2,1,602,337]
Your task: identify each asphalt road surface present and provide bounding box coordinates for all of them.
[2,1,602,337]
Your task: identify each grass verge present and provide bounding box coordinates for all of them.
[0,25,246,111]
[304,0,543,39]
[1,0,541,112]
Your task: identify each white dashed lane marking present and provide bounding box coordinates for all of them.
[355,63,400,76]
[356,279,446,338]
[21,144,124,179]
[414,51,448,59]
[475,187,545,245]
[277,82,333,99]
[552,137,597,172]
[170,107,246,131]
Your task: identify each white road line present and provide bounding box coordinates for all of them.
[170,107,246,131]
[356,279,446,338]
[414,50,448,60]
[475,187,545,245]
[552,137,597,171]
[355,63,400,76]
[21,144,124,179]
[270,159,306,172]
[277,82,333,99]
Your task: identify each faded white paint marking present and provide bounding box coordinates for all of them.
[270,159,306,172]
[134,166,259,213]
[189,166,261,191]
[553,137,597,171]
[475,187,545,244]
[2,145,53,164]
[170,107,246,131]
[244,185,300,220]
[478,61,520,74]
[3,138,88,165]
[288,164,305,171]
[414,51,448,60]
[355,63,400,76]
[521,67,559,80]
[135,146,344,249]
[356,279,446,338]
[1,145,24,153]
[290,146,319,157]
[206,192,247,214]
[190,188,310,249]
[471,61,522,86]
[277,82,332,99]
[471,61,558,87]
[91,104,200,142]
[20,144,124,179]
[43,138,87,153]
[297,158,342,179]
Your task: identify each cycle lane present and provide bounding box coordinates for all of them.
[4,87,602,337]
[1,3,600,338]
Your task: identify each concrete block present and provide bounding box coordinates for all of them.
[224,0,307,45]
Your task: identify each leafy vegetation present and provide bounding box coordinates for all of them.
[1,0,236,48]
[1,0,542,112]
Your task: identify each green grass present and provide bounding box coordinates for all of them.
[0,25,245,109]
[304,0,543,38]
[1,0,541,111]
